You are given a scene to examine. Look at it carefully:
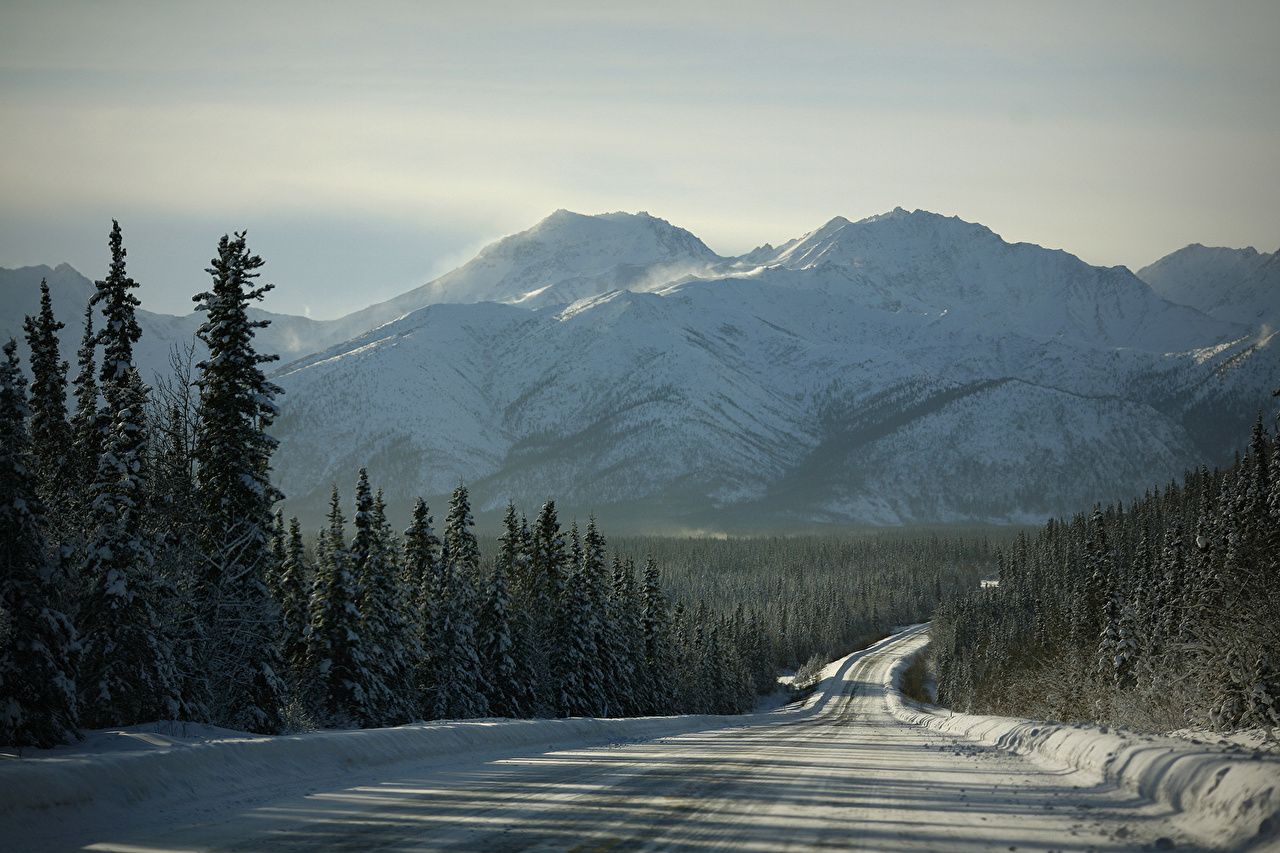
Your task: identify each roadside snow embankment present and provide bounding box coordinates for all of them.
[886,641,1280,851]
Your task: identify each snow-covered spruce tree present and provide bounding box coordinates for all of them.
[700,622,728,714]
[347,471,388,719]
[308,487,371,724]
[568,521,582,577]
[0,339,80,747]
[267,510,287,606]
[79,221,179,728]
[66,305,103,553]
[607,555,642,717]
[377,487,420,718]
[350,470,414,725]
[69,306,100,489]
[22,280,72,516]
[497,501,539,717]
[556,547,598,717]
[402,498,439,619]
[190,231,286,734]
[403,497,441,717]
[529,500,566,715]
[931,413,1280,733]
[373,484,419,717]
[479,554,519,717]
[92,222,143,390]
[433,484,488,719]
[581,518,615,715]
[640,557,675,714]
[277,517,311,683]
[671,604,701,713]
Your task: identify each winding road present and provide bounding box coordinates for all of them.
[49,627,1196,852]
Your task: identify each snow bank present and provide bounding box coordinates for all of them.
[0,633,896,826]
[885,638,1280,851]
[0,713,741,821]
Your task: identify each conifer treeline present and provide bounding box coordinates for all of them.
[616,534,993,675]
[932,417,1280,734]
[0,223,771,747]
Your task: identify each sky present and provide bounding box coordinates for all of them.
[1,0,1278,319]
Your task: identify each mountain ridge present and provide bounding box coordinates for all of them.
[2,208,1274,531]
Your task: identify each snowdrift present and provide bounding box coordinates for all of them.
[0,631,897,827]
[886,637,1280,851]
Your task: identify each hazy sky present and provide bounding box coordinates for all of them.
[2,1,1278,319]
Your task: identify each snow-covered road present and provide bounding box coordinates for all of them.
[20,624,1216,852]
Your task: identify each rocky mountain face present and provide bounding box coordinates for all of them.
[4,209,1275,531]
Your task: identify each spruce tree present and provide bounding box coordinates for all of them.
[0,340,80,747]
[191,231,285,734]
[277,517,310,684]
[267,510,286,604]
[641,557,674,714]
[608,555,642,716]
[403,497,441,717]
[351,470,414,725]
[434,484,487,719]
[376,487,419,719]
[79,222,178,728]
[68,305,101,521]
[22,280,72,513]
[530,500,566,714]
[498,501,539,717]
[557,554,597,717]
[308,486,369,724]
[581,518,613,715]
[479,556,519,717]
[93,222,143,387]
[349,471,388,716]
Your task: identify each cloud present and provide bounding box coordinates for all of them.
[2,1,1278,315]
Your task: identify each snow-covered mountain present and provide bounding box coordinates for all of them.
[731,208,1236,352]
[1,211,722,384]
[268,210,1275,530]
[4,209,1274,530]
[0,263,351,387]
[1137,243,1280,328]
[333,209,723,331]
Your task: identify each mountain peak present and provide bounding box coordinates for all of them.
[858,206,913,223]
[1138,243,1278,327]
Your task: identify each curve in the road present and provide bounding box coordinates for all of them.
[71,625,1202,853]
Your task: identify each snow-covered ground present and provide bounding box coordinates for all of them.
[5,625,1276,851]
[886,630,1280,852]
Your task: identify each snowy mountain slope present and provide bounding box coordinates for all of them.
[328,210,723,334]
[736,208,1241,353]
[6,208,1276,530]
[1138,243,1280,328]
[271,261,1275,529]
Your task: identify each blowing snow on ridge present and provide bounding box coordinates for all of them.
[2,209,1275,531]
[252,208,1274,530]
